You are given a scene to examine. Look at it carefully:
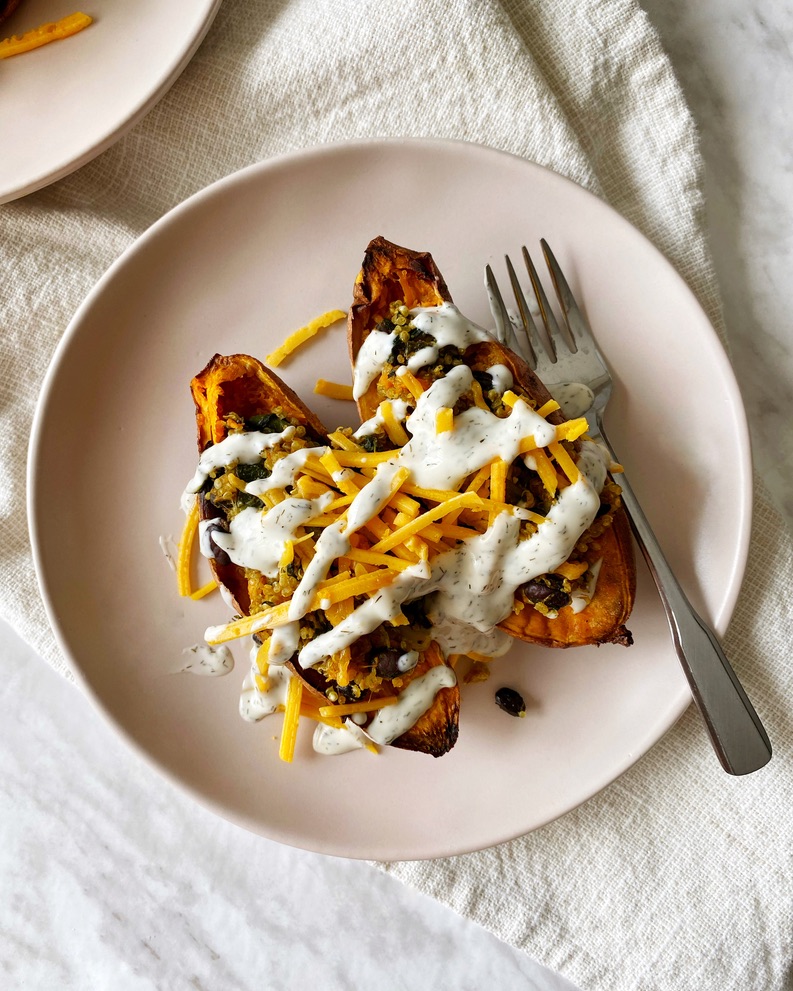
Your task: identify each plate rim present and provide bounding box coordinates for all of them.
[27,137,754,859]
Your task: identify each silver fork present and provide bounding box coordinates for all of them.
[486,241,772,776]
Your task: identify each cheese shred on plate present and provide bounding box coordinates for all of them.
[0,12,93,59]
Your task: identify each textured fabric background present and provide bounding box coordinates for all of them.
[1,2,790,989]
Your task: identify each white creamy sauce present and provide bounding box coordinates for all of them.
[267,621,300,666]
[487,363,513,394]
[288,461,406,622]
[181,425,296,509]
[570,558,603,614]
[552,382,595,419]
[312,721,369,755]
[180,643,234,676]
[366,665,458,745]
[406,345,439,371]
[297,562,430,667]
[244,446,328,496]
[159,535,177,572]
[288,519,350,621]
[213,495,331,577]
[238,663,291,722]
[352,329,395,400]
[345,461,404,533]
[410,303,492,349]
[424,611,512,656]
[198,519,215,558]
[397,365,556,490]
[397,650,419,673]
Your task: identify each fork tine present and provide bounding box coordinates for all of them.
[484,264,532,364]
[522,245,570,359]
[540,240,595,356]
[504,255,541,368]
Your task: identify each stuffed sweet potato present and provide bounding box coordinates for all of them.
[186,352,459,756]
[348,236,635,648]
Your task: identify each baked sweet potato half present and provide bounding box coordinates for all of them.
[188,352,460,756]
[348,236,636,648]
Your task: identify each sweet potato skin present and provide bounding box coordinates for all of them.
[348,237,636,649]
[189,352,460,755]
[0,1,23,27]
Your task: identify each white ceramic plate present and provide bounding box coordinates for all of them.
[0,0,221,203]
[29,140,752,860]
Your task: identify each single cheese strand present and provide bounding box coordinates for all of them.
[549,440,581,483]
[435,407,454,434]
[266,310,346,367]
[331,449,398,468]
[0,13,92,59]
[536,399,561,418]
[381,401,410,446]
[554,417,589,442]
[502,392,560,419]
[189,579,218,601]
[278,540,294,568]
[279,677,303,762]
[318,697,399,718]
[469,379,489,410]
[299,705,344,729]
[314,379,354,401]
[490,459,508,504]
[396,368,425,400]
[176,499,199,596]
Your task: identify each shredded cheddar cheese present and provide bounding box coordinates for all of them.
[279,676,303,762]
[555,560,589,581]
[318,696,399,718]
[536,399,561,418]
[314,379,354,401]
[266,309,346,367]
[381,401,410,446]
[189,579,218,601]
[0,12,93,59]
[176,499,199,596]
[549,440,580,483]
[397,368,424,400]
[435,406,454,434]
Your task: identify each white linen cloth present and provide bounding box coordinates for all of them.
[1,2,790,989]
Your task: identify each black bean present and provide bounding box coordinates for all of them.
[372,648,402,680]
[495,687,526,718]
[521,575,570,611]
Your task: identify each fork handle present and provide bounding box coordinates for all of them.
[595,423,772,775]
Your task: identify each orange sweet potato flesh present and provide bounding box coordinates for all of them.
[348,237,636,649]
[190,352,460,755]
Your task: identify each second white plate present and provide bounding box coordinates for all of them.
[0,0,221,203]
